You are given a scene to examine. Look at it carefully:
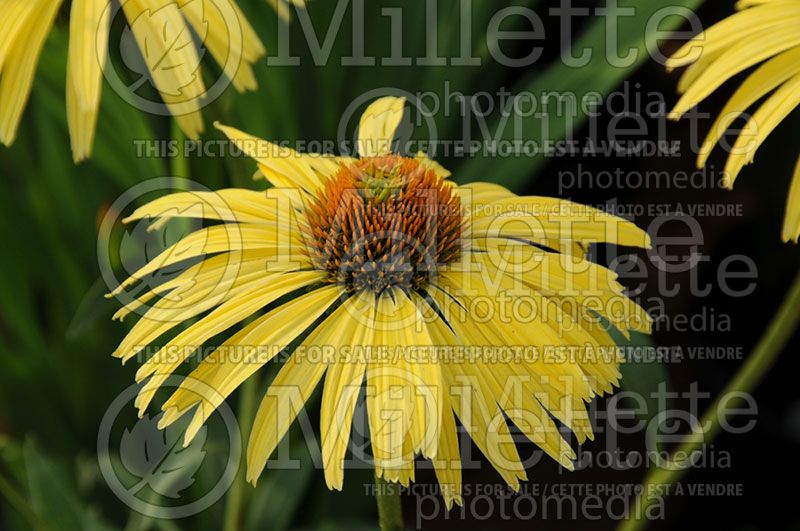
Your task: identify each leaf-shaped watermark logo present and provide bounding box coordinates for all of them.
[97,377,241,519]
[98,177,243,320]
[120,413,208,499]
[118,206,203,297]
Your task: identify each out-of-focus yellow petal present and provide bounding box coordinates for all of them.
[0,0,61,146]
[122,0,206,137]
[67,0,110,162]
[181,0,265,93]
[268,0,305,22]
[0,1,38,72]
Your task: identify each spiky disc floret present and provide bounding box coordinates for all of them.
[304,155,463,293]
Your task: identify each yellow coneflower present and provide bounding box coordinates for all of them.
[0,0,299,163]
[668,0,800,242]
[109,96,652,507]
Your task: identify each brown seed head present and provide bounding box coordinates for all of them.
[304,155,463,294]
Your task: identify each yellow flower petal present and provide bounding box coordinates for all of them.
[782,156,800,243]
[122,188,284,228]
[320,293,373,490]
[109,223,306,296]
[159,285,342,442]
[357,96,406,157]
[0,0,61,146]
[667,2,800,70]
[726,72,800,186]
[132,270,327,416]
[698,47,800,168]
[215,122,343,194]
[180,0,265,93]
[121,0,207,137]
[470,196,651,248]
[67,0,109,162]
[671,24,800,118]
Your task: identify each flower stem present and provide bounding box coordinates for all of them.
[223,376,258,531]
[375,472,404,531]
[618,268,800,531]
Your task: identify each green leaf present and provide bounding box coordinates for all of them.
[22,438,116,531]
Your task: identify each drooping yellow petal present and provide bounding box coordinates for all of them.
[366,290,414,483]
[424,292,578,474]
[429,388,462,508]
[0,0,61,146]
[364,288,443,483]
[426,279,594,443]
[408,293,462,508]
[782,156,800,243]
[698,47,800,167]
[246,351,328,483]
[467,243,652,335]
[394,290,442,460]
[67,0,109,162]
[726,72,800,186]
[666,2,800,70]
[357,96,406,157]
[243,287,355,483]
[114,265,317,363]
[132,271,328,416]
[320,292,372,490]
[437,357,528,489]
[159,285,342,444]
[670,24,800,118]
[112,249,294,322]
[0,1,38,72]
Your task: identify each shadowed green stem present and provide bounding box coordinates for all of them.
[223,376,258,531]
[375,473,404,531]
[618,268,800,531]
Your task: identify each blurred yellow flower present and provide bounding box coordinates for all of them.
[110,96,652,507]
[0,0,299,163]
[668,0,800,242]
